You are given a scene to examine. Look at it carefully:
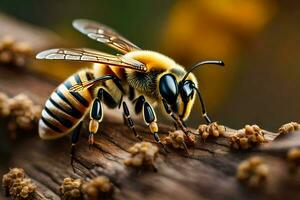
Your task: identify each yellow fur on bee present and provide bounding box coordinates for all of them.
[124,50,176,72]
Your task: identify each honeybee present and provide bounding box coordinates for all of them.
[36,19,224,161]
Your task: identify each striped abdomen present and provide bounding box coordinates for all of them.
[39,69,94,139]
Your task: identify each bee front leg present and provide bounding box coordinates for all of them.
[143,101,168,153]
[88,97,103,148]
[162,99,193,137]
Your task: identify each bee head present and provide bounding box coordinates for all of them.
[159,60,224,121]
[159,73,196,120]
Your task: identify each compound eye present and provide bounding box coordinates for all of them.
[159,74,178,104]
[180,80,195,102]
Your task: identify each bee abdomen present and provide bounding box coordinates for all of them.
[39,70,94,139]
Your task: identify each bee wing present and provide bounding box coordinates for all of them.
[36,48,147,72]
[73,19,141,53]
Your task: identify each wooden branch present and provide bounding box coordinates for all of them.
[1,66,300,200]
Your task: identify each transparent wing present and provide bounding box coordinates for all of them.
[73,19,141,53]
[36,48,147,72]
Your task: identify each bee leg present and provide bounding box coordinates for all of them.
[143,101,168,153]
[70,121,83,172]
[162,99,186,131]
[173,122,178,130]
[119,95,127,125]
[88,97,103,149]
[122,114,127,126]
[162,99,193,140]
[192,87,212,124]
[122,101,143,141]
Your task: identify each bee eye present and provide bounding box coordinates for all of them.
[180,80,195,102]
[159,74,178,104]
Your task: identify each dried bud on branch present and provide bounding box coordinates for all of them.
[2,168,36,199]
[229,125,265,150]
[82,176,113,200]
[198,122,226,140]
[2,168,25,191]
[236,156,269,188]
[164,130,195,149]
[0,92,41,138]
[279,122,300,135]
[124,142,159,169]
[59,178,82,200]
[0,36,32,67]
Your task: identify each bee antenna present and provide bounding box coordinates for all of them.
[181,60,224,82]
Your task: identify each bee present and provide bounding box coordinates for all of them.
[36,19,224,161]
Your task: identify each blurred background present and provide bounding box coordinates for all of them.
[0,0,299,130]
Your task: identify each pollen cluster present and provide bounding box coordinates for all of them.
[59,178,83,200]
[2,168,36,199]
[229,125,265,150]
[0,92,41,138]
[236,156,269,187]
[0,36,32,67]
[198,122,226,140]
[124,142,159,169]
[278,122,300,135]
[164,130,195,149]
[82,176,114,200]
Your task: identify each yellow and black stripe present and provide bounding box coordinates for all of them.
[39,69,94,139]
